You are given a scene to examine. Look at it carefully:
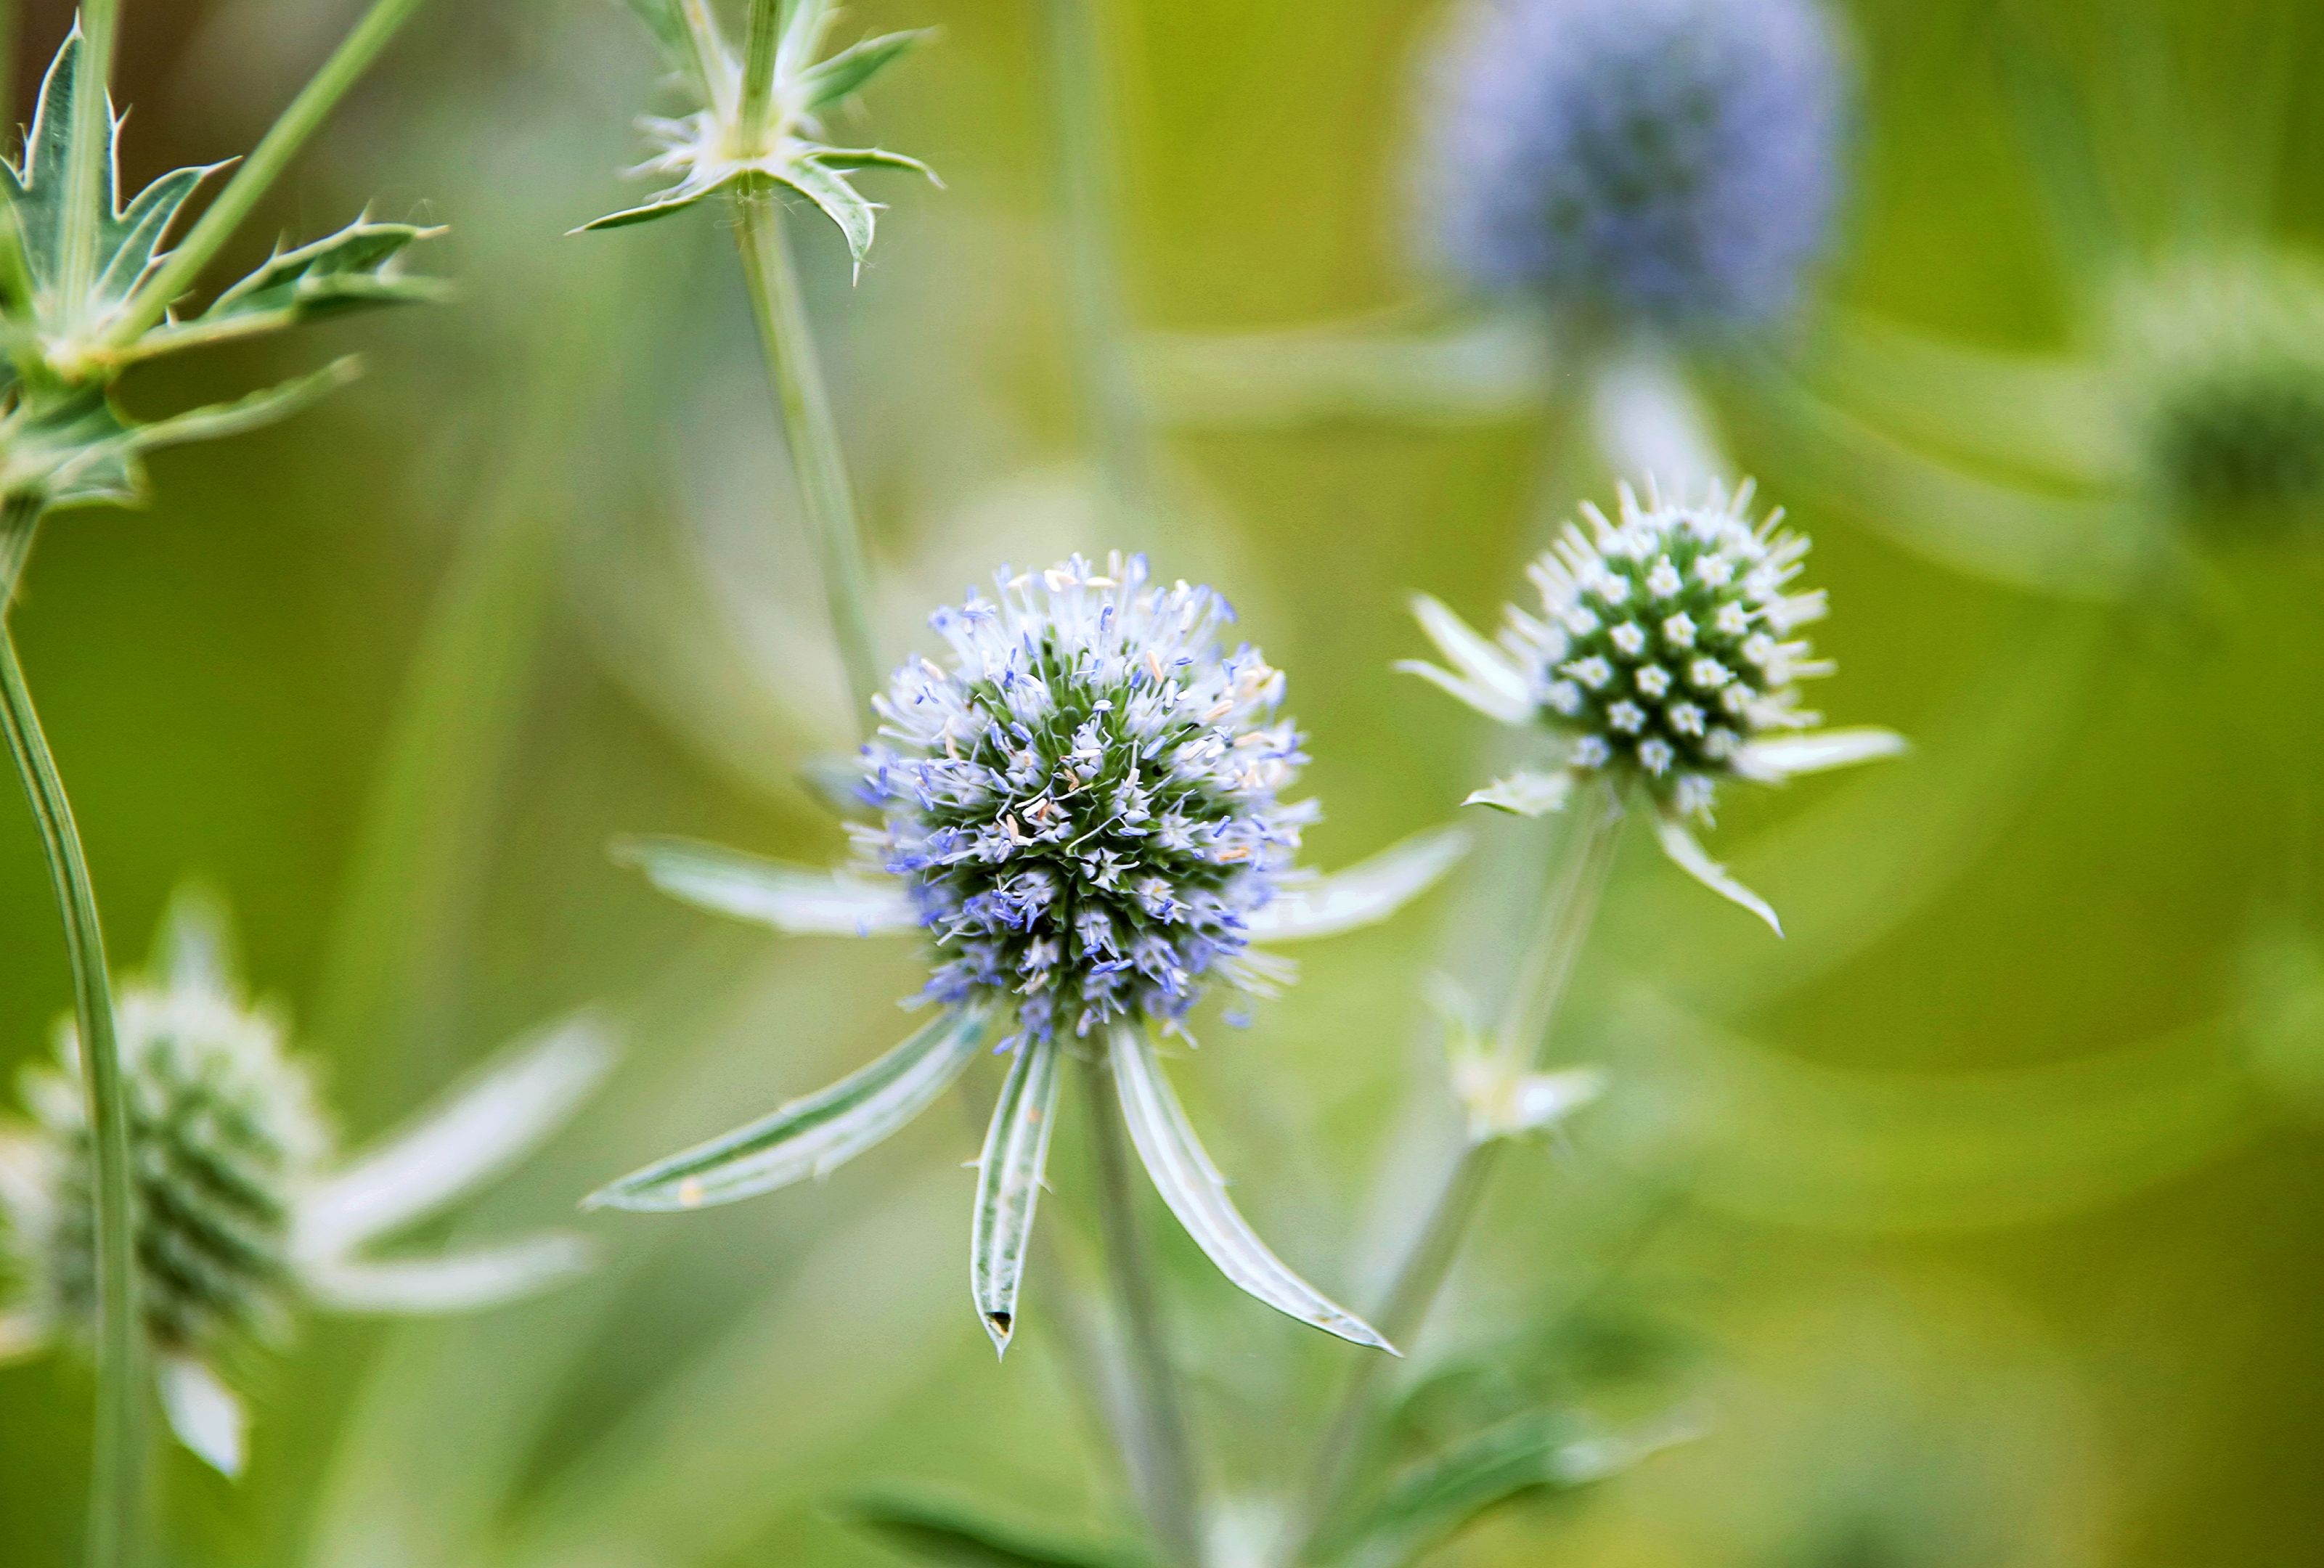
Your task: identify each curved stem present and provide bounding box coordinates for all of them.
[0,498,144,1568]
[1280,790,1622,1566]
[731,192,884,730]
[107,0,436,348]
[1040,0,1158,544]
[1078,1053,1204,1568]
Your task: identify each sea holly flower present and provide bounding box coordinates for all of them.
[584,0,938,271]
[0,27,444,512]
[1416,0,1848,336]
[1403,481,1901,934]
[0,890,613,1476]
[593,554,1469,1354]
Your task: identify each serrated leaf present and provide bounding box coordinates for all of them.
[970,1038,1061,1356]
[1246,825,1470,942]
[797,30,927,110]
[1109,1026,1393,1351]
[849,1488,1147,1568]
[613,834,916,935]
[584,1008,986,1212]
[1,30,224,329]
[204,218,447,325]
[1322,1411,1694,1568]
[1464,769,1574,817]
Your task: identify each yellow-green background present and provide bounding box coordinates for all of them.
[1,0,2320,1564]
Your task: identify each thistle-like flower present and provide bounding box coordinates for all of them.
[594,555,1469,1355]
[1403,482,1901,932]
[584,0,938,270]
[0,891,613,1476]
[1416,0,1847,335]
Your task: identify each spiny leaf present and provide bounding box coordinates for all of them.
[2,358,356,510]
[797,30,929,111]
[808,144,944,185]
[1109,1026,1393,1351]
[204,218,448,324]
[574,188,716,234]
[969,1038,1061,1357]
[584,1008,986,1212]
[1,29,223,320]
[780,157,878,271]
[849,1487,1149,1568]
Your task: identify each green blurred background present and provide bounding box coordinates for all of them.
[2,0,2322,1564]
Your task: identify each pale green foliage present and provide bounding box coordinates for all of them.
[588,0,938,269]
[0,28,442,512]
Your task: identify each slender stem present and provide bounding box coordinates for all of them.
[107,0,436,348]
[730,192,884,729]
[0,497,144,1568]
[1280,790,1623,1567]
[59,0,119,319]
[1040,0,1158,544]
[1078,1053,1204,1568]
[736,0,783,148]
[1493,785,1622,1064]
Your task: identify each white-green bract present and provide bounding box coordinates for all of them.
[1403,481,1902,934]
[595,555,1471,1356]
[0,892,613,1477]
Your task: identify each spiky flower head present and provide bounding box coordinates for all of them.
[1416,0,1847,335]
[0,892,610,1475]
[859,554,1313,1048]
[1406,481,1900,931]
[14,963,323,1360]
[2113,252,2324,530]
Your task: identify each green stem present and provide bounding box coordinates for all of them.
[736,0,782,148]
[1279,1138,1501,1565]
[730,192,884,730]
[0,497,144,1568]
[60,0,119,318]
[1040,0,1158,543]
[1079,1053,1204,1568]
[1493,784,1623,1063]
[1281,790,1623,1566]
[107,0,436,348]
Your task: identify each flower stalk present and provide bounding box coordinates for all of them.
[1279,790,1619,1565]
[1040,0,1159,539]
[731,191,884,729]
[1080,1053,1205,1568]
[0,497,144,1568]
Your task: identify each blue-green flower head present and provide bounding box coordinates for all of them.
[1406,481,1901,933]
[1416,0,1848,335]
[17,976,323,1360]
[2114,252,2324,530]
[860,554,1316,1048]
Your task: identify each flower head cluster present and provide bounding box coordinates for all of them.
[1507,481,1830,817]
[1406,482,1900,932]
[1416,0,1847,334]
[859,555,1314,1047]
[2113,253,2324,528]
[0,894,610,1474]
[14,977,322,1359]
